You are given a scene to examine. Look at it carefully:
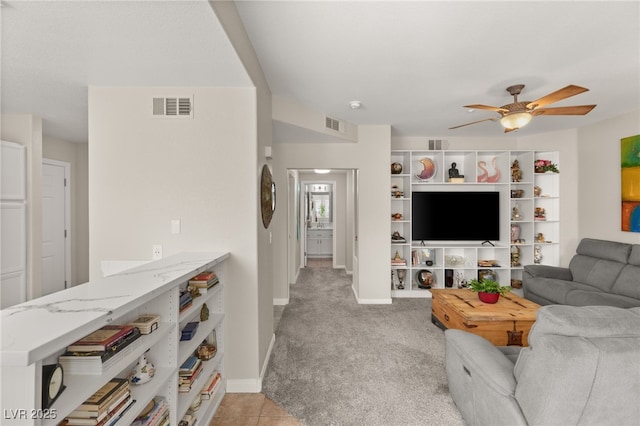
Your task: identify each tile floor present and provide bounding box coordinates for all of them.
[210,393,302,426]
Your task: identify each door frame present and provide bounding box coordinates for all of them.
[42,158,71,291]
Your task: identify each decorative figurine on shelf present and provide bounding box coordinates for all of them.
[534,185,542,197]
[391,162,403,174]
[396,269,406,290]
[534,207,546,220]
[534,245,543,264]
[477,157,500,183]
[200,303,209,322]
[448,162,464,178]
[510,245,521,267]
[455,272,468,289]
[512,203,521,220]
[416,157,437,181]
[391,212,403,221]
[391,231,406,243]
[391,251,407,266]
[391,185,404,198]
[129,352,155,385]
[537,232,546,243]
[511,224,521,243]
[511,159,523,182]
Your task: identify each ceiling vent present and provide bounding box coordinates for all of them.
[325,116,345,133]
[153,96,193,118]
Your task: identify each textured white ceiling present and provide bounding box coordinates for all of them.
[2,1,639,143]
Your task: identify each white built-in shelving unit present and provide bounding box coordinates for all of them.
[0,252,229,426]
[390,150,560,298]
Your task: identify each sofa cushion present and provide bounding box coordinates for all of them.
[627,244,640,266]
[526,305,640,338]
[575,238,632,263]
[567,287,640,308]
[523,277,602,305]
[568,254,626,291]
[514,306,640,425]
[611,264,640,301]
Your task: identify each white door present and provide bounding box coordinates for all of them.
[1,141,26,308]
[42,160,69,296]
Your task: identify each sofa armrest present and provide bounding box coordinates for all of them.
[523,264,572,280]
[445,329,527,425]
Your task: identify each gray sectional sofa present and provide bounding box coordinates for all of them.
[523,238,640,307]
[445,305,640,426]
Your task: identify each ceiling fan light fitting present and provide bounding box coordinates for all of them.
[500,112,532,130]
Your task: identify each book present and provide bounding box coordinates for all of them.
[68,386,129,419]
[190,274,220,289]
[66,390,131,425]
[180,321,199,341]
[67,325,135,352]
[59,328,142,374]
[73,378,129,412]
[188,271,216,284]
[200,371,222,399]
[131,397,169,426]
[179,356,201,375]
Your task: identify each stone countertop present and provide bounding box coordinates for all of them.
[1,251,229,366]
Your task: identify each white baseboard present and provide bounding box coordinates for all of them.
[273,298,289,306]
[351,284,392,304]
[225,333,276,393]
[226,378,262,393]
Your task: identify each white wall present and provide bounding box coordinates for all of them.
[210,1,275,389]
[1,114,43,299]
[88,86,264,388]
[272,125,392,304]
[42,136,89,285]
[577,109,640,244]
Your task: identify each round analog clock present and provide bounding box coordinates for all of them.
[42,363,66,409]
[260,164,276,228]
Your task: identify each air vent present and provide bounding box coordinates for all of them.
[153,96,193,118]
[325,116,345,133]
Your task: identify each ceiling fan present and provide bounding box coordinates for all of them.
[450,84,596,133]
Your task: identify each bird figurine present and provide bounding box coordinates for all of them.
[477,157,500,183]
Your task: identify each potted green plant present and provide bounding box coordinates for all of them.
[467,278,511,304]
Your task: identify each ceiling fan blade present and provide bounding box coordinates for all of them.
[504,127,518,133]
[532,105,597,116]
[463,104,508,113]
[449,117,498,130]
[526,85,589,110]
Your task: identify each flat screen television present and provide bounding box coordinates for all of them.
[412,191,500,242]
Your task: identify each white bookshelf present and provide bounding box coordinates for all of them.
[390,150,560,298]
[0,252,229,426]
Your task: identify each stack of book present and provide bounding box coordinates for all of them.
[179,290,193,313]
[188,271,219,290]
[178,356,203,393]
[200,371,222,400]
[65,378,134,426]
[130,397,169,426]
[59,325,142,374]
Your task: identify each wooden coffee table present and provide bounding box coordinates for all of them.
[431,289,541,346]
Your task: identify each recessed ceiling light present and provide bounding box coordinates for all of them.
[349,101,362,109]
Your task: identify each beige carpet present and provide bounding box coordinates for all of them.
[263,265,464,426]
